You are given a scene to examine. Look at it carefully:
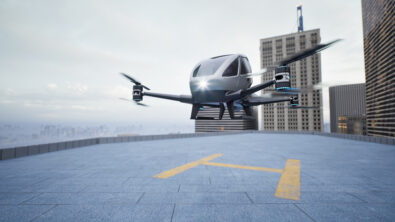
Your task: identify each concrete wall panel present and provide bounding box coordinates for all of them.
[28,145,40,155]
[39,144,49,153]
[58,142,66,150]
[49,143,57,152]
[2,148,16,160]
[15,146,28,158]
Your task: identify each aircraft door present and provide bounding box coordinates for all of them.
[222,58,239,91]
[238,57,252,90]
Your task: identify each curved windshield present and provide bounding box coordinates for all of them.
[193,56,229,77]
[222,58,239,77]
[240,57,251,75]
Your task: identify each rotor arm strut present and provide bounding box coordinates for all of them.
[243,80,276,96]
[143,92,192,104]
[225,80,276,102]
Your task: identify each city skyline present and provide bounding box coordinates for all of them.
[0,0,365,130]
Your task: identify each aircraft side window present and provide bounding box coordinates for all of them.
[240,57,251,75]
[222,59,238,77]
[192,65,201,77]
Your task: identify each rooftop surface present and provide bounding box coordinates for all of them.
[0,133,394,221]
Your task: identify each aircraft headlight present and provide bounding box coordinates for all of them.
[199,80,208,89]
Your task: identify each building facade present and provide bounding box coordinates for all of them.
[361,0,395,137]
[329,83,366,135]
[195,107,257,132]
[260,29,323,131]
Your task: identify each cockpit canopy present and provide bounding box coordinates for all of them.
[192,54,251,78]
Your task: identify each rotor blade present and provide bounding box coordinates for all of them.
[277,39,341,66]
[242,66,279,77]
[119,97,131,101]
[243,68,268,77]
[138,85,150,90]
[119,97,149,107]
[120,73,150,90]
[135,102,149,107]
[312,81,345,90]
[120,73,141,85]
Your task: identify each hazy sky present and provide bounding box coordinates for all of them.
[0,0,365,129]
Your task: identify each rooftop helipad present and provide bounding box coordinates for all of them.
[0,133,394,221]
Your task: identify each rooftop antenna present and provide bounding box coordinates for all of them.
[297,4,304,32]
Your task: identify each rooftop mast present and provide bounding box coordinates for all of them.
[297,4,304,32]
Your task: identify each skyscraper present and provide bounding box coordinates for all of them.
[361,0,395,137]
[329,83,366,135]
[260,29,323,131]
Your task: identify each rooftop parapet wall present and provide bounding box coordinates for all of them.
[1,131,394,161]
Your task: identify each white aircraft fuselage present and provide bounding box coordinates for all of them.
[189,54,253,103]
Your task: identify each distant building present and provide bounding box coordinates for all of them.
[260,29,323,131]
[329,84,366,135]
[361,0,395,138]
[195,107,257,132]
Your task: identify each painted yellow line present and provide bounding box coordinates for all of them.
[274,159,300,200]
[202,162,283,173]
[153,153,223,179]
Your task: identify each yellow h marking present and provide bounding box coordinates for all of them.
[274,159,300,200]
[202,162,283,173]
[153,153,223,179]
[153,154,300,200]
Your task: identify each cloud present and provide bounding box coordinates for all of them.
[47,83,57,90]
[103,85,130,98]
[71,105,103,111]
[66,82,88,94]
[2,88,16,96]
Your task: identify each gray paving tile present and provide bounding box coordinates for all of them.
[349,191,395,203]
[0,205,55,222]
[179,184,275,192]
[365,176,395,185]
[314,176,376,185]
[363,204,395,221]
[35,204,173,222]
[82,184,180,193]
[79,169,142,178]
[173,204,314,222]
[210,174,280,185]
[0,184,30,192]
[0,192,40,204]
[248,192,363,204]
[41,177,129,186]
[301,183,395,193]
[25,192,143,205]
[140,192,251,204]
[297,203,393,222]
[23,183,88,193]
[123,177,211,185]
[0,177,47,186]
